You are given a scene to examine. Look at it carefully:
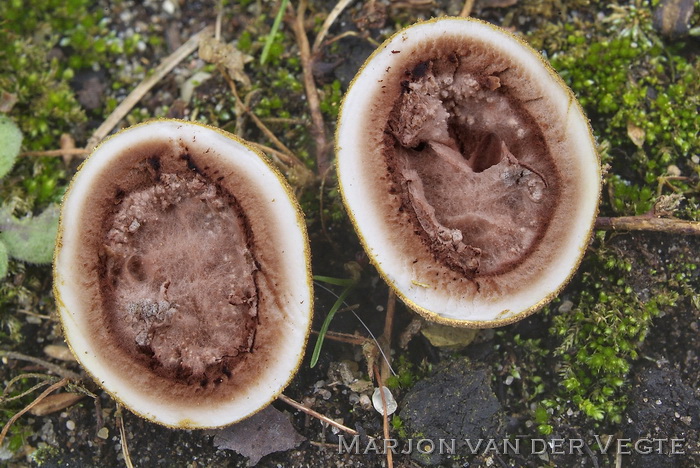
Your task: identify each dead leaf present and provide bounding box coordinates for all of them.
[29,393,84,416]
[212,405,305,466]
[0,91,18,113]
[627,121,646,148]
[44,344,76,362]
[59,134,77,165]
[654,193,684,217]
[398,317,422,349]
[199,33,252,87]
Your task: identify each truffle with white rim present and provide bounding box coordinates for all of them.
[336,17,600,327]
[54,120,313,428]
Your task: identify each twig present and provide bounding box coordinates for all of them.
[312,0,357,53]
[323,30,380,48]
[288,0,330,178]
[15,309,53,321]
[460,0,476,17]
[215,0,223,41]
[0,350,82,380]
[0,378,69,448]
[2,373,57,402]
[87,26,212,150]
[311,328,365,345]
[260,117,306,125]
[309,440,338,449]
[595,216,700,235]
[374,367,394,468]
[380,290,396,381]
[278,393,359,436]
[20,148,91,158]
[116,404,135,468]
[220,67,313,180]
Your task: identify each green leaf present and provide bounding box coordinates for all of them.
[309,284,353,368]
[260,0,289,65]
[0,205,59,264]
[0,115,23,179]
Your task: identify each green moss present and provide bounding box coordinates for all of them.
[320,79,343,119]
[385,355,418,390]
[0,0,120,148]
[528,1,699,217]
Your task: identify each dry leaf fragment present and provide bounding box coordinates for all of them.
[0,91,18,113]
[627,121,646,148]
[654,193,684,217]
[199,33,253,87]
[44,344,77,362]
[29,393,84,416]
[212,405,305,466]
[59,134,77,165]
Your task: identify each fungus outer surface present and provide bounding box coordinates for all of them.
[336,18,600,326]
[54,120,313,427]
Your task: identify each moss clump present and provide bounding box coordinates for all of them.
[499,231,694,430]
[489,0,700,432]
[0,0,120,147]
[532,1,700,217]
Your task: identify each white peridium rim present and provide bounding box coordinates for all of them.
[54,119,313,427]
[336,17,600,326]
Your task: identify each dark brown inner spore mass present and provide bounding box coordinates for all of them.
[384,55,561,277]
[99,162,259,387]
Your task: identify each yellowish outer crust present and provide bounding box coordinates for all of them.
[335,16,601,329]
[53,118,314,428]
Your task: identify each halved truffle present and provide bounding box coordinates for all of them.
[336,18,600,327]
[54,120,312,428]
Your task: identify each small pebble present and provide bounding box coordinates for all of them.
[359,394,372,411]
[558,300,574,314]
[97,427,109,440]
[66,420,76,431]
[162,0,176,15]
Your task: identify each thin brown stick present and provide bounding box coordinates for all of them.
[116,404,135,468]
[220,67,313,180]
[309,440,339,449]
[2,374,57,403]
[460,0,476,16]
[20,148,91,158]
[260,117,306,125]
[87,26,212,150]
[278,393,358,436]
[374,367,394,468]
[0,378,69,448]
[310,328,366,345]
[380,290,396,381]
[289,0,330,178]
[0,350,82,380]
[323,30,380,48]
[215,0,224,41]
[312,0,356,53]
[595,216,700,235]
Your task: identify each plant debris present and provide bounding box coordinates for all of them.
[211,406,306,466]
